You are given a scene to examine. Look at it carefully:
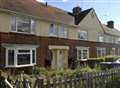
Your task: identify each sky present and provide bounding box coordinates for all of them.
[37,0,120,30]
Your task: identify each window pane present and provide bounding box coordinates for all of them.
[8,50,14,65]
[18,50,30,53]
[49,24,57,36]
[59,26,68,38]
[17,54,30,65]
[78,50,82,59]
[31,20,36,34]
[78,31,87,40]
[11,16,16,31]
[17,18,30,33]
[32,50,35,63]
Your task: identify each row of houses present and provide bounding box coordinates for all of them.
[0,0,120,69]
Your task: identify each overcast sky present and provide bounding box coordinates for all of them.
[37,0,120,30]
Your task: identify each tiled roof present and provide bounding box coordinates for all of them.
[0,0,74,26]
[76,8,92,25]
[102,24,120,36]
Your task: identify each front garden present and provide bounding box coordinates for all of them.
[0,55,120,88]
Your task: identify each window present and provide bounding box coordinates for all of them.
[11,16,36,34]
[117,48,120,55]
[116,37,120,44]
[97,47,106,57]
[6,48,36,67]
[78,30,87,40]
[59,26,68,38]
[8,50,14,65]
[49,24,58,36]
[110,48,116,55]
[98,34,104,42]
[77,47,89,60]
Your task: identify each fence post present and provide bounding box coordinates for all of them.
[58,77,62,88]
[34,77,44,88]
[64,75,68,88]
[23,78,31,88]
[53,78,57,88]
[46,79,50,88]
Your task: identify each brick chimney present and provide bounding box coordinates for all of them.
[107,21,114,28]
[72,6,82,16]
[72,6,82,25]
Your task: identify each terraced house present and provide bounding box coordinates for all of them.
[0,0,120,69]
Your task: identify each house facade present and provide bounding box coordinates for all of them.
[0,0,120,69]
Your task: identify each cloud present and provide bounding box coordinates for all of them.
[36,0,46,3]
[62,0,68,2]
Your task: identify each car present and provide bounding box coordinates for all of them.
[100,59,120,69]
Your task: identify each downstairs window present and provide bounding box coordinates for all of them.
[6,48,36,67]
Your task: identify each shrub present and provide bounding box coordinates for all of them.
[88,58,104,68]
[106,77,120,88]
[105,56,120,62]
[32,66,48,76]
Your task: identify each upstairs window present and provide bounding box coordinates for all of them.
[78,30,87,40]
[98,33,104,42]
[49,24,58,37]
[11,16,36,34]
[59,26,68,38]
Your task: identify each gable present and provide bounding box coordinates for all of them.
[78,9,104,34]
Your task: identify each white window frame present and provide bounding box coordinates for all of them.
[78,30,88,40]
[97,47,106,57]
[11,16,36,34]
[98,34,104,42]
[49,24,58,37]
[2,44,39,68]
[110,48,116,55]
[59,25,68,38]
[76,47,89,61]
[6,47,36,68]
[118,48,120,55]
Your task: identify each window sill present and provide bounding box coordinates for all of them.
[5,64,36,68]
[9,31,35,36]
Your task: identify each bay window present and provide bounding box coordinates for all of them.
[6,48,36,67]
[11,16,36,34]
[3,44,38,68]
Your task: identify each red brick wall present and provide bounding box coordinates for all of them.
[1,32,120,67]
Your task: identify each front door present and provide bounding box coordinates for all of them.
[51,49,68,69]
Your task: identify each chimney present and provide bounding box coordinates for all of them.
[45,2,48,6]
[72,6,81,16]
[107,21,114,28]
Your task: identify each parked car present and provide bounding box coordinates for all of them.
[100,59,120,69]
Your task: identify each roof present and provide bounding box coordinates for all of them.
[76,8,92,25]
[0,0,74,26]
[102,24,120,36]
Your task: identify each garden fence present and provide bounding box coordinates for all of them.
[0,69,120,88]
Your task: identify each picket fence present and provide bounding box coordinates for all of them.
[0,69,120,88]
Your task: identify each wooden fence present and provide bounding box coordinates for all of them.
[0,69,120,88]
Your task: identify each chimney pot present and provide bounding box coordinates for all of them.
[72,6,81,15]
[107,21,114,28]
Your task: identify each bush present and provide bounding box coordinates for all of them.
[88,58,104,68]
[105,56,120,62]
[74,66,99,75]
[32,66,48,76]
[106,77,120,88]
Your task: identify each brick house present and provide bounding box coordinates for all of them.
[0,0,120,69]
